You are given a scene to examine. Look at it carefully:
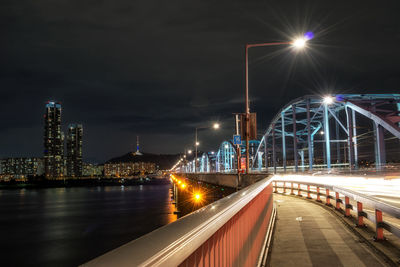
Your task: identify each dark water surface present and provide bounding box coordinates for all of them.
[0,184,176,267]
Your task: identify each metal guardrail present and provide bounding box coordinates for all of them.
[83,177,274,267]
[273,180,400,241]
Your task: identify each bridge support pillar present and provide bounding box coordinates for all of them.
[281,112,287,172]
[292,105,298,172]
[373,122,386,170]
[335,110,341,164]
[264,135,268,172]
[397,103,400,127]
[346,107,355,170]
[323,103,331,169]
[306,99,313,171]
[352,109,359,169]
[272,125,277,174]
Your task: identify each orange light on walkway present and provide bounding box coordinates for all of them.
[194,193,202,202]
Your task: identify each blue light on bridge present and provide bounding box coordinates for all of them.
[304,31,314,40]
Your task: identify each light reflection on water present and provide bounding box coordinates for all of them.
[0,184,175,267]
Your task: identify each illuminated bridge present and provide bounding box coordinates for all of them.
[84,95,400,266]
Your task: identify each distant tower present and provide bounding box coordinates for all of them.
[133,136,143,156]
[44,101,63,178]
[67,124,83,177]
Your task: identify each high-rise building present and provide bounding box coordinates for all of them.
[61,131,65,175]
[44,101,63,178]
[67,124,83,177]
[0,158,45,179]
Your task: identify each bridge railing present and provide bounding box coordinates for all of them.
[83,177,275,267]
[273,179,400,241]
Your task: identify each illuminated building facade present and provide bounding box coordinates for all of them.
[44,101,63,178]
[104,162,156,177]
[82,163,104,177]
[0,158,44,179]
[67,124,83,177]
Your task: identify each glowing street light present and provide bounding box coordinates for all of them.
[292,38,307,49]
[323,96,334,105]
[188,150,192,154]
[213,123,220,129]
[244,33,312,173]
[193,192,203,202]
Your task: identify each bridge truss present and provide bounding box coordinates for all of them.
[253,94,400,172]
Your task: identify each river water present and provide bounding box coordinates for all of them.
[0,184,176,267]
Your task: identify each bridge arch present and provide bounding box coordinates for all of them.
[200,152,211,173]
[254,94,400,172]
[216,141,236,173]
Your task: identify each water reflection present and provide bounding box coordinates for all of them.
[0,184,175,267]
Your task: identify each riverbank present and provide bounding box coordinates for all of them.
[0,177,171,189]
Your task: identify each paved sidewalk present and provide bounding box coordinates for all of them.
[268,194,389,267]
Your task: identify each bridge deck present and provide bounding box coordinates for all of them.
[269,194,388,267]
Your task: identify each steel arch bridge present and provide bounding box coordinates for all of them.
[253,94,400,172]
[180,140,261,173]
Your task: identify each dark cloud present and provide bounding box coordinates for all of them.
[1,0,400,162]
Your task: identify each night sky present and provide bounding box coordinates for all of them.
[1,0,400,163]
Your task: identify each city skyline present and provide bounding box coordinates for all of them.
[1,1,400,163]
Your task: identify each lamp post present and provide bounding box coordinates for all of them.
[244,36,309,173]
[195,123,220,173]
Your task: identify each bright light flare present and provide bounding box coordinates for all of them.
[188,150,192,154]
[323,96,334,105]
[292,38,307,49]
[196,142,200,146]
[181,183,186,189]
[213,123,220,129]
[304,31,314,40]
[194,193,202,202]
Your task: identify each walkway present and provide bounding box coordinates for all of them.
[269,194,388,267]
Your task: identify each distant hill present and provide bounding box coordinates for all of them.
[105,152,181,170]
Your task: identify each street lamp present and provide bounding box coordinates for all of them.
[244,34,311,173]
[195,123,220,173]
[323,96,334,105]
